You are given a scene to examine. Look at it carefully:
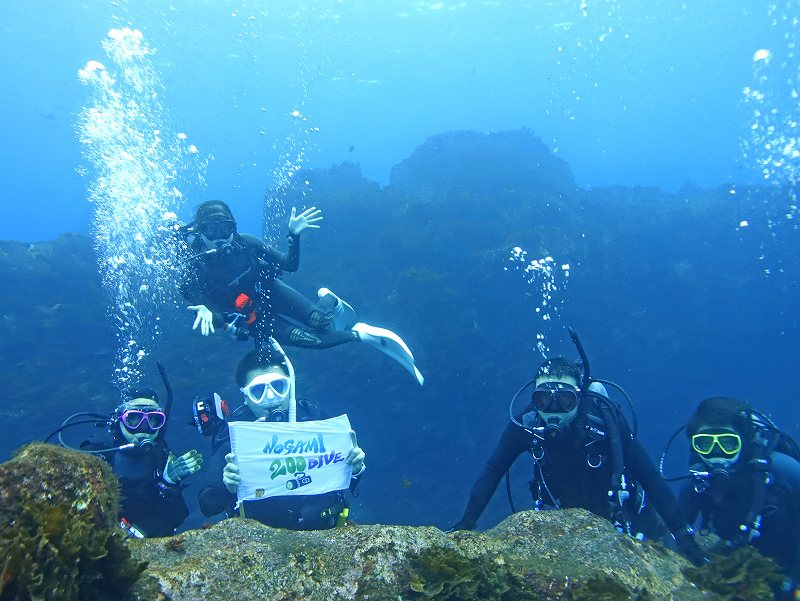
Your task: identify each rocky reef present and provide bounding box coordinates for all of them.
[388,128,576,196]
[128,509,705,601]
[0,443,143,601]
[0,444,787,600]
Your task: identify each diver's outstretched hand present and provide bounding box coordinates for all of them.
[164,449,203,484]
[288,206,323,236]
[189,305,215,336]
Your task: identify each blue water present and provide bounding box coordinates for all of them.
[1,1,800,533]
[0,1,789,241]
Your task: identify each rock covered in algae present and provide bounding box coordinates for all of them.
[684,545,784,601]
[128,509,709,601]
[0,443,143,601]
[0,445,779,600]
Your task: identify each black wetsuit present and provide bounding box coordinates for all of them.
[81,433,189,537]
[180,232,353,353]
[679,452,800,579]
[198,400,357,531]
[455,401,686,539]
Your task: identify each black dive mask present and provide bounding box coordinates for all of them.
[532,382,580,413]
[193,219,236,255]
[199,219,235,240]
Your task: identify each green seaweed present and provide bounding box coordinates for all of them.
[0,502,143,601]
[684,546,784,601]
[0,444,145,601]
[570,575,654,601]
[406,546,537,601]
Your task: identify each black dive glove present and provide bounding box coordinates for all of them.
[674,526,708,566]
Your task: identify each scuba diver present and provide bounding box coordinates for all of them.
[670,397,800,596]
[47,367,202,538]
[450,330,704,564]
[179,200,423,386]
[196,341,366,530]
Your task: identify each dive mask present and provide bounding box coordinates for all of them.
[692,431,742,469]
[241,372,291,405]
[195,219,236,254]
[532,382,580,413]
[118,409,166,433]
[691,432,742,456]
[198,220,235,240]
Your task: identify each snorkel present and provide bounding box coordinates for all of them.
[268,338,297,423]
[568,327,591,391]
[508,329,590,436]
[156,361,173,440]
[569,327,638,437]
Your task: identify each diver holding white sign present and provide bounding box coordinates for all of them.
[197,340,365,530]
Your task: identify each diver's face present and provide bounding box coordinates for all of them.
[197,219,236,252]
[692,425,742,469]
[117,398,164,445]
[533,375,581,430]
[241,366,293,418]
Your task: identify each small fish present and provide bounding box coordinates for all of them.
[402,478,412,489]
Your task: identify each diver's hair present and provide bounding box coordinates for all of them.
[535,357,581,385]
[685,396,754,439]
[193,200,235,225]
[236,349,288,387]
[124,388,160,403]
[114,389,162,420]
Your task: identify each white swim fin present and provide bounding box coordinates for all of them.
[317,288,357,331]
[352,322,424,386]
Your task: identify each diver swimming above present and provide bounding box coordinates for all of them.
[178,200,423,385]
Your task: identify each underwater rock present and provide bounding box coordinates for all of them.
[0,444,780,601]
[276,161,380,209]
[0,443,143,601]
[128,509,707,601]
[389,128,576,196]
[684,546,785,601]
